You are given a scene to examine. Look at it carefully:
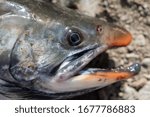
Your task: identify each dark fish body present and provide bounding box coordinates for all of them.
[0,0,140,99]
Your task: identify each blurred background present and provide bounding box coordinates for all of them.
[51,0,150,100]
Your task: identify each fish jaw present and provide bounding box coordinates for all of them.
[52,64,140,92]
[44,55,140,92]
[37,46,140,93]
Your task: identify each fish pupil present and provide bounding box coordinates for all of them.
[69,32,81,46]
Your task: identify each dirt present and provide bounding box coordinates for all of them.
[53,0,150,100]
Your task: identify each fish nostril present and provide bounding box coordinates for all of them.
[96,25,103,33]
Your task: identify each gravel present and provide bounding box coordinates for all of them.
[142,58,150,68]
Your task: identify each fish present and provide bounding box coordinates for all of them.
[0,0,140,99]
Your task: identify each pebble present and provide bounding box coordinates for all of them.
[126,18,133,24]
[116,48,127,54]
[78,0,100,17]
[129,78,147,90]
[134,34,146,46]
[118,92,124,97]
[144,74,150,80]
[127,46,134,53]
[103,0,109,7]
[138,82,150,99]
[120,15,128,21]
[122,84,138,99]
[142,58,150,68]
[126,53,139,58]
[145,18,150,26]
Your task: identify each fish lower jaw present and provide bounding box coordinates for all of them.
[44,63,140,93]
[44,76,117,93]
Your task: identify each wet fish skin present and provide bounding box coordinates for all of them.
[0,0,134,99]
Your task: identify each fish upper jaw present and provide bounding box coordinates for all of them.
[100,25,132,48]
[53,45,109,82]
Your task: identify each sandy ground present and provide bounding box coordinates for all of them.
[53,0,150,100]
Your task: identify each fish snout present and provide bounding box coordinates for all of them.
[101,25,132,48]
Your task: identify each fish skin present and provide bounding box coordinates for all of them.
[0,0,135,99]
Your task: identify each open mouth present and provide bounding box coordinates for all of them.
[55,45,108,81]
[51,45,141,92]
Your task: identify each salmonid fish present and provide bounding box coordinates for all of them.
[0,0,140,99]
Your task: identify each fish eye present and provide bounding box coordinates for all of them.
[67,31,83,46]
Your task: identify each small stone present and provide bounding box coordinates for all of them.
[103,0,109,7]
[116,48,127,54]
[129,78,147,90]
[118,92,124,97]
[127,46,134,53]
[144,74,150,80]
[126,17,133,24]
[143,3,148,8]
[142,58,150,68]
[134,34,146,46]
[120,15,128,21]
[126,53,139,58]
[138,82,150,100]
[127,78,134,83]
[78,0,100,17]
[122,84,138,99]
[145,17,150,26]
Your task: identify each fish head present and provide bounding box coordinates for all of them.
[32,16,140,94]
[9,3,140,96]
